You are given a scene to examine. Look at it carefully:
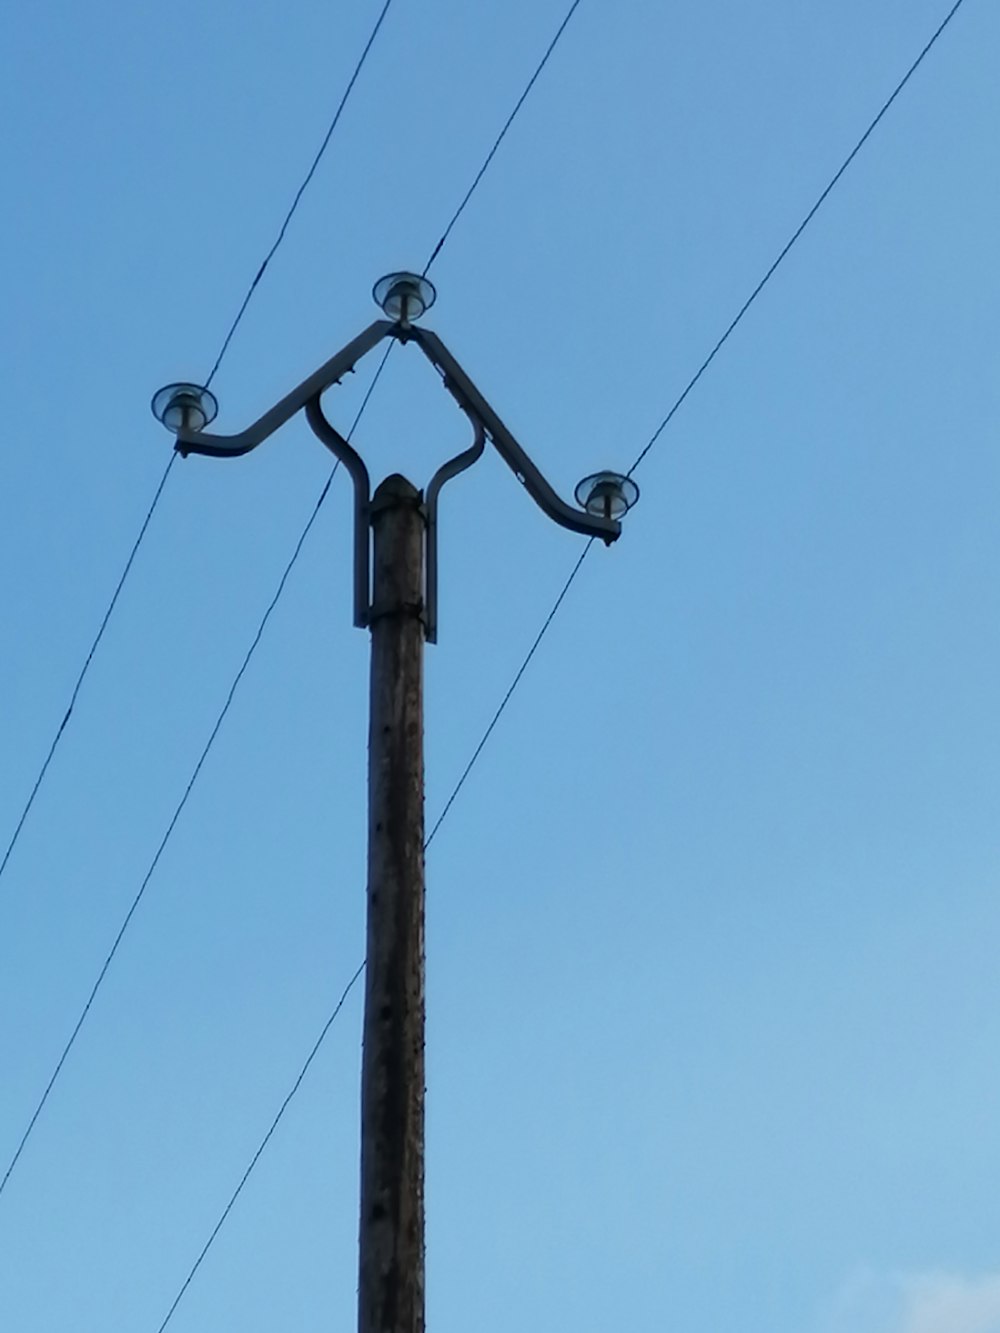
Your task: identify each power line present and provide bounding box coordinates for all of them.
[0,453,177,892]
[423,0,583,274]
[0,3,395,896]
[204,0,396,389]
[0,472,334,1201]
[0,355,392,1202]
[155,962,366,1333]
[425,541,593,848]
[628,0,968,478]
[425,0,973,829]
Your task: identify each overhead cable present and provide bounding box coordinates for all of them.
[204,0,396,388]
[423,0,584,274]
[154,963,366,1333]
[0,354,392,1202]
[0,454,176,890]
[426,0,973,834]
[0,0,395,894]
[424,542,593,848]
[628,0,968,478]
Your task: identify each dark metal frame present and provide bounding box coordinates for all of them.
[175,319,621,641]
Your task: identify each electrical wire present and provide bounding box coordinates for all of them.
[424,541,593,848]
[0,477,333,1199]
[204,0,395,389]
[0,453,176,890]
[627,0,968,478]
[0,2,395,896]
[0,355,392,1202]
[154,962,366,1333]
[422,0,973,833]
[423,0,584,275]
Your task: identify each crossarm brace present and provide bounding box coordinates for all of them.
[408,327,620,545]
[167,313,620,637]
[424,411,485,643]
[174,320,395,458]
[305,396,372,628]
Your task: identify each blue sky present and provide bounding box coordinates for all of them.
[1,2,999,1330]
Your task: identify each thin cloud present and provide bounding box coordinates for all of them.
[821,1270,1000,1333]
[900,1272,1000,1333]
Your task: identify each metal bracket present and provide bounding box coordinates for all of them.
[407,327,620,545]
[424,410,485,643]
[305,392,484,640]
[304,395,371,630]
[172,315,620,638]
[174,320,395,458]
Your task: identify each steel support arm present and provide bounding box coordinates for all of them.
[174,320,395,458]
[408,327,621,544]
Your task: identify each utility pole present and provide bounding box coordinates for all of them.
[360,476,426,1333]
[153,271,637,1333]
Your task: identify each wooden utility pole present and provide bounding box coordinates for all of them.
[155,272,634,1333]
[359,474,426,1333]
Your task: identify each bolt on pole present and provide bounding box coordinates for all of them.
[359,474,427,1333]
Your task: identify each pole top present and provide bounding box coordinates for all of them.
[371,473,423,512]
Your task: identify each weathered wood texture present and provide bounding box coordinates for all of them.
[359,475,426,1333]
